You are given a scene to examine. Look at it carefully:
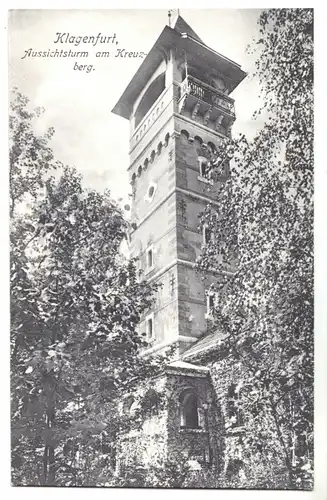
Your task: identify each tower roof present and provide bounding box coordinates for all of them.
[181,329,228,361]
[166,360,209,377]
[112,15,246,120]
[171,14,203,43]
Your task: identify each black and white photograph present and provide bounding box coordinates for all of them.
[8,6,316,492]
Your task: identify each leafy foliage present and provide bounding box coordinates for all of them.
[10,90,164,486]
[197,8,313,489]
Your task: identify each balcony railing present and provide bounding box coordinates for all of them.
[179,75,235,115]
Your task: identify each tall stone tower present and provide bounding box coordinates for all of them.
[112,14,246,478]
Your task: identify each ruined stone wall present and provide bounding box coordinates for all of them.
[117,370,222,476]
[208,358,288,488]
[164,371,221,470]
[117,377,169,473]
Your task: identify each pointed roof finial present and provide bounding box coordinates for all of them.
[168,9,172,27]
[168,9,180,28]
[171,12,203,44]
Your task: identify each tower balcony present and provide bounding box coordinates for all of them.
[178,75,236,134]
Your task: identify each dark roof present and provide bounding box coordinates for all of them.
[182,328,228,361]
[171,15,203,43]
[111,15,246,120]
[111,25,179,119]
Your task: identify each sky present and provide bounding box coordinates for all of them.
[8,8,264,205]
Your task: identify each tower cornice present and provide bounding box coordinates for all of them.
[128,111,227,168]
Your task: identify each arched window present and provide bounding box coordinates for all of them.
[134,73,166,128]
[157,142,163,155]
[123,395,134,415]
[180,389,199,429]
[207,141,216,154]
[180,129,190,141]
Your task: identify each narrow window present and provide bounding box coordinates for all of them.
[199,160,207,177]
[147,247,153,268]
[146,314,154,341]
[180,390,199,429]
[148,317,153,338]
[206,292,216,317]
[203,225,211,244]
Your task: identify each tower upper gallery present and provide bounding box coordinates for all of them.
[112,14,246,166]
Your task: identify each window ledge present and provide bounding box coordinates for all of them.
[180,427,208,434]
[145,266,155,275]
[225,426,246,435]
[197,175,213,185]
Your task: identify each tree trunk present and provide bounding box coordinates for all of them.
[42,376,56,485]
[269,397,296,489]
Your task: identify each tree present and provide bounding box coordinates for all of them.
[9,89,55,217]
[197,8,313,489]
[10,89,163,486]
